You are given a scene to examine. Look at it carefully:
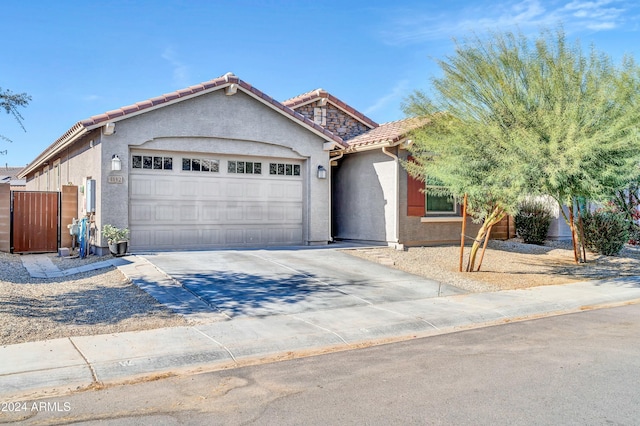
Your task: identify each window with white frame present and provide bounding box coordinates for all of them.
[269,162,301,176]
[182,158,219,172]
[228,160,262,174]
[425,177,456,214]
[132,155,173,170]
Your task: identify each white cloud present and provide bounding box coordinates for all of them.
[380,0,633,45]
[161,46,190,87]
[587,21,617,29]
[83,95,101,102]
[364,79,409,116]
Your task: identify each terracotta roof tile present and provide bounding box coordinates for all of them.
[0,166,25,179]
[346,117,428,150]
[70,73,346,155]
[22,73,353,179]
[283,89,379,129]
[136,100,153,109]
[121,105,140,114]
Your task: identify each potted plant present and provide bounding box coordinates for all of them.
[102,224,130,257]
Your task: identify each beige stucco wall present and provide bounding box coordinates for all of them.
[333,148,398,244]
[397,150,481,246]
[334,147,479,247]
[96,89,331,248]
[24,131,103,234]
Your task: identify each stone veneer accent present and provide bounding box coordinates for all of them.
[295,103,371,140]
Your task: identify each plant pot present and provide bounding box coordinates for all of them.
[109,241,128,257]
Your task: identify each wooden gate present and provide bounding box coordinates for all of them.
[12,191,60,253]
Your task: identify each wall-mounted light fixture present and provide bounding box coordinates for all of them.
[317,165,327,179]
[111,154,122,171]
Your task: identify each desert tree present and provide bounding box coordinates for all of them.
[0,87,31,151]
[403,28,640,269]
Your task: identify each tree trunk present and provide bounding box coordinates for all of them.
[576,203,587,263]
[568,205,578,263]
[459,194,468,272]
[475,224,494,272]
[467,206,506,272]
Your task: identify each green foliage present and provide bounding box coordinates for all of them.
[0,87,31,145]
[403,27,640,265]
[609,182,640,245]
[515,201,552,245]
[404,29,640,211]
[581,210,629,256]
[102,224,129,244]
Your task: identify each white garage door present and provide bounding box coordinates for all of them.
[129,151,304,250]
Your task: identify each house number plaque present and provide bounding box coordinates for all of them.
[108,175,124,184]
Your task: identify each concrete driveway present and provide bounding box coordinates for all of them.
[139,246,465,318]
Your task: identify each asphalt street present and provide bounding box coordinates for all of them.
[9,303,640,425]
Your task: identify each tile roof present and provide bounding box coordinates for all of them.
[345,117,428,151]
[79,74,345,147]
[283,89,379,129]
[0,166,25,179]
[21,73,347,177]
[0,167,26,186]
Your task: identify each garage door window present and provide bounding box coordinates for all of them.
[228,160,261,174]
[269,163,300,176]
[132,155,173,170]
[182,158,219,172]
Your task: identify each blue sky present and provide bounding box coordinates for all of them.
[2,0,639,167]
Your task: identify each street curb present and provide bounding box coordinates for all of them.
[2,290,639,402]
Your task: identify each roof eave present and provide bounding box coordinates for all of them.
[81,83,232,131]
[346,135,409,153]
[22,74,348,178]
[234,83,346,148]
[19,124,89,178]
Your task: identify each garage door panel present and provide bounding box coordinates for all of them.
[284,183,302,199]
[130,154,304,250]
[131,179,152,196]
[201,204,221,221]
[201,181,221,197]
[226,182,244,198]
[246,205,263,221]
[286,207,303,221]
[269,184,284,198]
[225,229,244,245]
[131,229,152,248]
[154,203,178,221]
[154,179,175,196]
[202,229,223,245]
[225,203,244,221]
[268,205,285,221]
[180,205,198,221]
[180,182,199,197]
[131,203,152,221]
[155,229,174,245]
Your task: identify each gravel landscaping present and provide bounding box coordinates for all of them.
[345,239,640,292]
[0,252,188,346]
[2,239,638,346]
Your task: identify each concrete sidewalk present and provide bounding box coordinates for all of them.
[20,254,130,279]
[2,271,640,401]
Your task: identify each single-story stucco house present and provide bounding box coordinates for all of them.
[18,72,569,254]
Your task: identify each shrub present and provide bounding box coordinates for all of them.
[102,224,130,244]
[628,223,640,246]
[515,201,552,245]
[581,210,629,256]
